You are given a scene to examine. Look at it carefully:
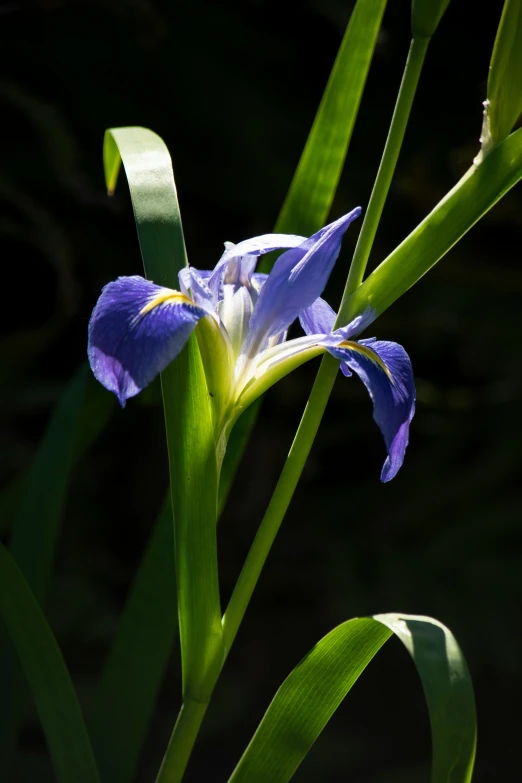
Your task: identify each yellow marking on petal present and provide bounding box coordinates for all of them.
[139,289,194,316]
[338,340,394,383]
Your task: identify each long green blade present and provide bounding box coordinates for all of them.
[221,0,387,506]
[0,542,100,783]
[89,499,177,783]
[273,0,388,238]
[346,126,522,320]
[8,365,113,599]
[227,614,476,783]
[100,129,223,774]
[0,363,114,769]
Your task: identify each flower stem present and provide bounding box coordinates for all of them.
[222,34,430,655]
[339,35,430,315]
[158,32,431,783]
[222,354,339,652]
[155,699,209,783]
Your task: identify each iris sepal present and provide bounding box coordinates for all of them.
[88,211,415,481]
[88,276,207,407]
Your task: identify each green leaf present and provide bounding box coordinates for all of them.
[227,614,476,783]
[0,363,114,770]
[8,366,113,600]
[221,0,388,508]
[103,127,187,286]
[88,498,177,783]
[271,0,388,241]
[484,0,522,151]
[345,126,522,321]
[411,0,451,39]
[0,542,100,783]
[103,127,223,702]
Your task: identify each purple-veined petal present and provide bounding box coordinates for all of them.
[324,337,415,481]
[88,275,207,406]
[252,272,268,289]
[219,233,308,262]
[301,300,376,344]
[245,209,361,354]
[178,266,215,311]
[209,253,259,303]
[299,296,336,335]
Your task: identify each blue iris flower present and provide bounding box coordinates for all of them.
[88,209,415,481]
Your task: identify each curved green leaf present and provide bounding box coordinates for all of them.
[103,127,187,286]
[227,613,476,783]
[89,498,177,783]
[346,126,522,320]
[104,127,223,701]
[0,542,100,783]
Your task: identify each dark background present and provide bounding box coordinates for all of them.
[1,0,521,780]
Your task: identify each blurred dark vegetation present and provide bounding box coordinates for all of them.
[1,0,521,780]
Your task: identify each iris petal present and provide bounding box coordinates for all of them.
[299,296,336,335]
[88,275,207,406]
[219,233,308,261]
[178,266,215,311]
[245,209,361,354]
[324,338,415,481]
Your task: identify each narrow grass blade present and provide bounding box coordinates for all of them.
[221,0,387,508]
[273,0,388,239]
[0,542,100,783]
[9,365,113,599]
[103,126,223,707]
[89,498,177,783]
[227,614,476,783]
[0,363,114,769]
[345,126,522,321]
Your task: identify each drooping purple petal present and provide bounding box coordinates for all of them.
[324,338,415,481]
[88,275,207,406]
[300,299,376,344]
[245,209,361,354]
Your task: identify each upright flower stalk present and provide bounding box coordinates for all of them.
[88,213,416,781]
[87,9,439,779]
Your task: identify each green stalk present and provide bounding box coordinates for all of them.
[340,35,429,307]
[223,354,339,651]
[157,32,430,782]
[155,699,209,783]
[222,36,430,656]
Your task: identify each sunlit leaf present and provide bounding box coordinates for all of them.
[222,0,388,508]
[227,614,476,783]
[103,127,223,704]
[345,126,522,320]
[271,0,387,242]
